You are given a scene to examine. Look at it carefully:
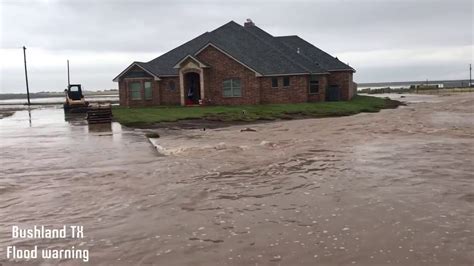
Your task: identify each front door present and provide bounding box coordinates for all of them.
[184,72,201,105]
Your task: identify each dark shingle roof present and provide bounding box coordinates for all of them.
[242,26,327,74]
[276,35,354,71]
[207,21,308,75]
[116,21,353,79]
[144,32,211,76]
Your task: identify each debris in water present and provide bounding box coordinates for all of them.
[145,132,160,138]
[240,127,257,132]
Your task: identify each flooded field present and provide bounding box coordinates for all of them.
[0,95,118,106]
[1,94,473,265]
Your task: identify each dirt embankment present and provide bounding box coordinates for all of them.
[0,111,14,119]
[124,97,404,130]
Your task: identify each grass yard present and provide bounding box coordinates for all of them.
[113,95,401,127]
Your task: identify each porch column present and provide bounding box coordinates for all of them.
[179,69,185,106]
[200,70,205,101]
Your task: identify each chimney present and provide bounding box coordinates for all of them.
[244,18,255,27]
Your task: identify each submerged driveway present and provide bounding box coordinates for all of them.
[1,94,473,265]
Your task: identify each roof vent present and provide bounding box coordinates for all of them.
[297,47,300,54]
[244,19,255,27]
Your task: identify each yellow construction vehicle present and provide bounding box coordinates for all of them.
[63,84,89,112]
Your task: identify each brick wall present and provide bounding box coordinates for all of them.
[260,76,308,104]
[159,77,180,105]
[327,71,354,100]
[118,81,126,106]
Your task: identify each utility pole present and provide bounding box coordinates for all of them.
[23,46,31,106]
[470,64,472,88]
[67,59,70,86]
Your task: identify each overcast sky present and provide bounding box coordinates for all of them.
[1,0,472,93]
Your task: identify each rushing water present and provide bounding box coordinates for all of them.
[0,94,473,265]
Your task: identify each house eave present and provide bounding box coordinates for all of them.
[327,68,356,73]
[261,72,329,77]
[157,74,179,77]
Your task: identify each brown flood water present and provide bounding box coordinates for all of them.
[0,93,473,265]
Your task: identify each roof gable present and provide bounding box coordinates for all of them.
[112,62,160,82]
[173,55,209,69]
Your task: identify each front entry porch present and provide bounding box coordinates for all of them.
[174,55,208,106]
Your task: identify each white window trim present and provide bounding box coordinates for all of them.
[129,81,142,101]
[144,81,153,100]
[223,79,242,98]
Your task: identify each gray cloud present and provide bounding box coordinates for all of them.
[1,0,472,92]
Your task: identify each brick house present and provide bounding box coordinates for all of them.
[113,20,356,107]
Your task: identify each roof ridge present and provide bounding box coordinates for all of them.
[210,20,241,33]
[275,35,298,38]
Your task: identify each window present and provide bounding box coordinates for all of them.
[129,82,142,100]
[283,76,290,87]
[271,77,278,88]
[168,80,176,91]
[144,81,152,100]
[223,79,242,97]
[309,76,319,94]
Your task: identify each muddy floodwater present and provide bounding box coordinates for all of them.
[1,93,473,265]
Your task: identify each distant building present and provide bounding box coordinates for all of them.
[443,80,470,88]
[113,20,356,107]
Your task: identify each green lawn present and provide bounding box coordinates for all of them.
[113,95,400,127]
